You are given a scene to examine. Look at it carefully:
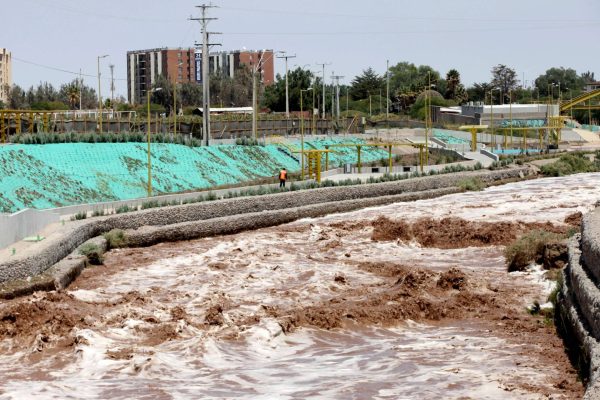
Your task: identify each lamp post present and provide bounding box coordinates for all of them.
[97,54,109,133]
[489,88,498,148]
[174,62,183,139]
[301,87,313,180]
[147,87,162,197]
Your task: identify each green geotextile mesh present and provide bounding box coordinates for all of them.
[433,129,470,145]
[0,138,388,212]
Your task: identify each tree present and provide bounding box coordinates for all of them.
[349,68,384,100]
[534,67,585,97]
[444,69,468,104]
[581,71,596,84]
[490,64,519,100]
[150,75,174,114]
[466,82,493,102]
[7,85,27,109]
[389,62,442,94]
[263,67,314,111]
[179,82,203,108]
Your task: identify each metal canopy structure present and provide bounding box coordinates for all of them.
[326,143,425,174]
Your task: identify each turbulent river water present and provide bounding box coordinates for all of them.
[2,173,600,399]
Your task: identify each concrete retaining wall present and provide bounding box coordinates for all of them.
[0,167,531,288]
[560,209,600,399]
[0,209,60,249]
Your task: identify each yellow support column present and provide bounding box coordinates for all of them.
[316,153,322,183]
[0,112,5,143]
[538,129,543,152]
[325,145,330,171]
[15,113,21,134]
[470,128,477,152]
[419,145,424,173]
[29,112,34,133]
[43,113,49,133]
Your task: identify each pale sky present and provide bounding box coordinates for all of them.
[4,0,600,98]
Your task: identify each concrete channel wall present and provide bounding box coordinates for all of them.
[0,167,531,290]
[560,209,600,399]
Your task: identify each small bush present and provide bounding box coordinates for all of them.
[79,243,104,265]
[457,177,486,192]
[116,204,133,214]
[103,229,127,249]
[505,230,563,272]
[92,209,105,217]
[141,200,160,209]
[72,211,87,220]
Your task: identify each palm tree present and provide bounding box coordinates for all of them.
[67,84,80,110]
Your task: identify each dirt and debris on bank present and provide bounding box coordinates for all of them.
[371,216,571,248]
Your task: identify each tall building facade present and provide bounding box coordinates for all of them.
[127,48,196,105]
[194,49,274,85]
[127,48,274,104]
[0,48,12,104]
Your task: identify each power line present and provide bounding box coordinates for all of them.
[223,22,600,36]
[219,6,600,24]
[25,0,182,23]
[12,56,127,82]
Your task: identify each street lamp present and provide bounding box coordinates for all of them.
[147,87,162,197]
[489,88,498,148]
[300,87,313,180]
[174,62,183,139]
[97,54,109,133]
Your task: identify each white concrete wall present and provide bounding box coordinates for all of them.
[0,209,60,250]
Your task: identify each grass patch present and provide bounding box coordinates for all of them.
[457,177,486,192]
[103,229,127,249]
[70,211,87,221]
[505,230,564,272]
[540,152,600,177]
[78,243,104,265]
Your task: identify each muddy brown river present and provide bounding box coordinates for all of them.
[2,173,600,399]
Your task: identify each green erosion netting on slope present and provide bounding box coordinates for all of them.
[0,138,388,212]
[433,129,470,145]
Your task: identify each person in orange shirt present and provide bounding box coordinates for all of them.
[278,167,288,188]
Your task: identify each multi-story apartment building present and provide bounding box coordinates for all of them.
[195,49,274,85]
[127,48,274,104]
[127,48,196,105]
[0,48,12,104]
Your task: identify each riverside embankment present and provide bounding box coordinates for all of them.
[2,171,599,398]
[0,167,529,296]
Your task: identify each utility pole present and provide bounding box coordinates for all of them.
[109,64,115,108]
[331,73,344,120]
[79,69,83,111]
[316,62,330,119]
[276,52,296,118]
[190,4,219,146]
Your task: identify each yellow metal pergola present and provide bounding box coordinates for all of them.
[459,125,488,151]
[326,143,425,174]
[292,149,334,183]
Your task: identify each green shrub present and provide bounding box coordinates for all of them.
[141,200,160,209]
[103,229,127,249]
[71,211,87,221]
[116,204,134,214]
[505,230,563,272]
[457,177,486,192]
[92,209,105,217]
[79,242,104,265]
